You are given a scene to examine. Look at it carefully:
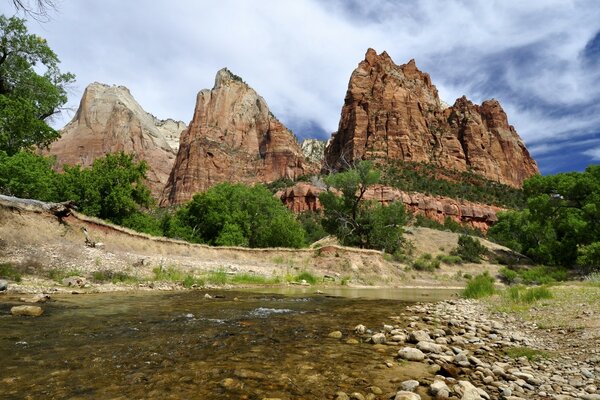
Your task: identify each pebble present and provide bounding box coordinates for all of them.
[394,391,421,400]
[400,380,419,392]
[371,332,386,344]
[398,347,425,361]
[328,331,343,339]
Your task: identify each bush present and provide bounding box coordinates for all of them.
[0,262,22,282]
[176,183,306,248]
[462,272,496,299]
[519,265,568,284]
[577,242,600,271]
[0,151,60,201]
[437,254,463,265]
[452,235,487,263]
[499,267,519,284]
[412,253,441,271]
[293,271,318,285]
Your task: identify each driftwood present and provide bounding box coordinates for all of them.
[0,194,76,222]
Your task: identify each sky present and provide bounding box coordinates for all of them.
[2,0,600,174]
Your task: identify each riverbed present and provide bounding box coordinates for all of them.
[0,288,458,399]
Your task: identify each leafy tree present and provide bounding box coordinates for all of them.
[57,152,153,224]
[490,165,600,267]
[0,15,74,155]
[320,161,406,253]
[173,183,305,248]
[0,150,59,201]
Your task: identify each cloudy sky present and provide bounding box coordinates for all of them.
[3,0,600,174]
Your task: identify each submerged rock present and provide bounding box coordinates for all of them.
[11,305,43,317]
[0,279,7,291]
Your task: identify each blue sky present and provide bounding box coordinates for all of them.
[3,0,599,174]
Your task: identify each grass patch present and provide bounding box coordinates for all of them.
[462,272,496,299]
[520,265,568,284]
[229,273,280,285]
[47,268,84,283]
[506,285,552,304]
[499,267,519,284]
[92,270,139,284]
[0,262,22,282]
[153,266,187,282]
[504,346,551,361]
[294,271,318,284]
[412,253,441,271]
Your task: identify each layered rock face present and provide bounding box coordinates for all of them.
[277,183,501,231]
[301,138,327,165]
[46,83,186,196]
[161,69,316,205]
[324,49,539,187]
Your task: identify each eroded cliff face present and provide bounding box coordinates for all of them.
[277,183,501,232]
[324,49,538,187]
[46,83,186,197]
[161,69,317,205]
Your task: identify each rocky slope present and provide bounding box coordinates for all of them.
[46,82,186,197]
[301,138,327,165]
[161,69,317,205]
[277,182,501,231]
[324,49,539,188]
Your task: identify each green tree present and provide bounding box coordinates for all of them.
[490,165,600,267]
[0,150,59,201]
[320,161,406,253]
[0,15,75,155]
[174,183,305,248]
[57,152,153,224]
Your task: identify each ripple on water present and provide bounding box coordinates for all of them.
[248,307,294,318]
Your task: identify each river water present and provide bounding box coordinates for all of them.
[0,288,457,399]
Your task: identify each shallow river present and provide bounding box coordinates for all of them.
[0,288,457,399]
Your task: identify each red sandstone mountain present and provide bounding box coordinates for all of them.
[324,49,539,187]
[161,69,317,205]
[46,82,186,197]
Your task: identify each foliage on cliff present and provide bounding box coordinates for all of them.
[382,161,526,209]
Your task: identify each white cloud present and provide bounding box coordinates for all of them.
[3,0,600,171]
[583,147,600,160]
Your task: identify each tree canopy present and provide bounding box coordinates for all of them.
[168,183,306,248]
[0,15,74,155]
[490,165,600,269]
[320,161,406,253]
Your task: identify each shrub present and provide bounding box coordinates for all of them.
[499,267,519,284]
[176,183,305,248]
[92,270,138,284]
[412,253,441,271]
[520,265,568,284]
[0,262,22,282]
[437,254,463,265]
[293,271,318,285]
[452,235,487,263]
[462,272,496,299]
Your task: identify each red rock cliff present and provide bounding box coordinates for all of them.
[46,83,186,197]
[161,69,316,205]
[324,49,539,187]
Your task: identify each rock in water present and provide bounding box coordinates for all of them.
[45,82,186,197]
[0,279,7,291]
[11,305,44,317]
[324,48,538,188]
[160,68,318,205]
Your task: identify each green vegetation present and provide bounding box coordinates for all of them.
[166,183,305,248]
[320,161,407,253]
[0,262,22,282]
[519,265,568,284]
[504,347,551,361]
[46,268,83,283]
[382,161,526,209]
[437,254,463,265]
[462,272,496,299]
[506,285,552,303]
[292,271,317,284]
[499,267,519,284]
[411,253,441,271]
[412,215,484,237]
[0,151,59,200]
[92,270,139,284]
[490,166,600,270]
[451,235,487,263]
[0,15,74,155]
